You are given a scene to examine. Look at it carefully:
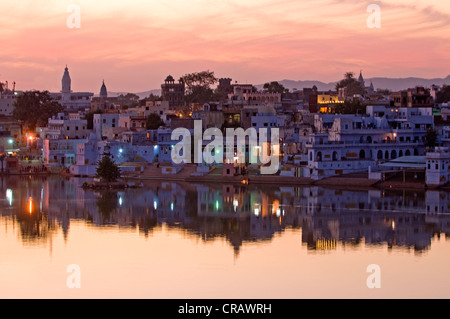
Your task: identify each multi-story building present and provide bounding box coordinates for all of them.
[0,86,18,116]
[392,87,432,108]
[304,105,434,179]
[161,75,185,108]
[43,113,89,140]
[93,113,120,140]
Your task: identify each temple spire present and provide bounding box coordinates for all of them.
[61,65,71,93]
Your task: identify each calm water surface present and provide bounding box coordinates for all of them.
[1,176,450,298]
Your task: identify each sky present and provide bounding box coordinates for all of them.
[1,0,450,93]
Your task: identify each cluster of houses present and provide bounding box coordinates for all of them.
[2,67,450,187]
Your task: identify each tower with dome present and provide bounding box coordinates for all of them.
[50,66,94,111]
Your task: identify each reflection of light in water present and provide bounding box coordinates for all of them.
[392,221,395,230]
[6,189,12,206]
[233,199,238,212]
[28,197,33,214]
[40,188,43,212]
[153,200,158,210]
[119,196,123,206]
[276,208,281,217]
[170,203,174,211]
[254,208,259,216]
[215,200,219,211]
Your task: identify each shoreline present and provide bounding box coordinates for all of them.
[6,167,442,191]
[122,172,439,191]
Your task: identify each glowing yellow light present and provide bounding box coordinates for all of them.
[28,197,33,214]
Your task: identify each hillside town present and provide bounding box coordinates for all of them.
[2,67,450,188]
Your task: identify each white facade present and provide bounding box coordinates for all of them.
[93,113,120,140]
[43,138,85,167]
[0,92,17,116]
[426,148,450,186]
[44,113,89,140]
[305,106,433,180]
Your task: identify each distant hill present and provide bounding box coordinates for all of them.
[257,75,450,92]
[99,75,450,97]
[96,89,161,99]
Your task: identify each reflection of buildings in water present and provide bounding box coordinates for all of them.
[0,176,58,246]
[2,176,450,253]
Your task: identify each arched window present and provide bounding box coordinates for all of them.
[332,151,338,161]
[367,136,372,143]
[414,148,419,156]
[391,150,397,159]
[385,151,389,159]
[399,150,403,158]
[377,150,383,159]
[405,150,411,156]
[359,150,365,159]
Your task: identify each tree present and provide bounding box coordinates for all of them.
[423,129,438,149]
[147,93,161,101]
[345,81,365,96]
[336,72,359,90]
[118,93,139,100]
[13,91,64,130]
[146,113,165,130]
[85,110,103,130]
[182,70,217,91]
[344,72,354,80]
[182,70,218,104]
[334,99,366,115]
[436,85,450,104]
[96,155,121,182]
[263,81,286,94]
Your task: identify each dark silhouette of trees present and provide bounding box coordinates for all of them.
[96,156,121,182]
[436,85,450,103]
[423,129,438,149]
[182,70,218,104]
[263,81,286,94]
[146,113,165,130]
[13,91,64,130]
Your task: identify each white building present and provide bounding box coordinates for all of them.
[93,113,120,140]
[426,147,450,187]
[304,106,433,180]
[0,90,18,116]
[44,113,89,140]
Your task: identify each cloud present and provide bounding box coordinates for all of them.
[1,0,449,92]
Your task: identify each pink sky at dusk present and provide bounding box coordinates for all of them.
[1,0,449,94]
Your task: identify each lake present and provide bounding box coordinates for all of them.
[1,176,449,298]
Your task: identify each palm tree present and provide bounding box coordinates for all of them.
[344,72,354,80]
